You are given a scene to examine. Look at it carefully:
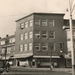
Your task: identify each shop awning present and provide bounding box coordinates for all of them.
[33,56,60,58]
[11,53,33,59]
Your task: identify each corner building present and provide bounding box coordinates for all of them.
[15,13,67,68]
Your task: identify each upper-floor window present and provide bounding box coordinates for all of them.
[7,47,11,54]
[24,33,28,40]
[42,31,48,39]
[29,20,33,27]
[73,31,75,39]
[35,31,40,39]
[25,22,28,28]
[9,38,15,43]
[42,20,47,26]
[49,31,55,39]
[19,45,23,52]
[1,40,5,45]
[24,44,27,51]
[29,32,33,39]
[20,22,24,29]
[49,20,54,26]
[20,34,23,41]
[42,43,48,51]
[35,43,40,51]
[60,42,64,51]
[29,43,32,51]
[49,43,55,51]
[1,48,5,54]
[35,20,40,26]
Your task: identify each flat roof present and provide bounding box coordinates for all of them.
[15,12,65,22]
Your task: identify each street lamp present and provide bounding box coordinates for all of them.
[69,0,75,75]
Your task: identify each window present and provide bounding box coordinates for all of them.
[49,20,54,26]
[29,43,32,51]
[50,43,55,51]
[73,31,75,39]
[42,31,47,38]
[24,33,28,40]
[49,31,55,39]
[1,48,5,54]
[60,42,64,51]
[25,22,28,28]
[19,45,23,52]
[24,44,27,51]
[9,38,15,43]
[35,20,40,26]
[20,34,23,41]
[42,43,48,51]
[29,32,33,39]
[29,20,33,27]
[20,22,24,29]
[42,20,47,26]
[1,40,5,45]
[7,47,11,54]
[35,31,40,39]
[35,43,40,51]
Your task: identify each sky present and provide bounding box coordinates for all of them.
[0,0,75,38]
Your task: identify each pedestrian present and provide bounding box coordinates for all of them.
[6,61,10,72]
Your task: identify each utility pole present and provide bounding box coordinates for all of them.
[69,0,75,75]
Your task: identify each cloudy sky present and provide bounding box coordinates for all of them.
[0,0,75,38]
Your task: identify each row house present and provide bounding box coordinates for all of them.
[0,34,15,65]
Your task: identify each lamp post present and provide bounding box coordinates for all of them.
[69,0,75,75]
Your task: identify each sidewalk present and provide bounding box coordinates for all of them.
[10,66,72,73]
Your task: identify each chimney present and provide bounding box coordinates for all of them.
[6,34,9,37]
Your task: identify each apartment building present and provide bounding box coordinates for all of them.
[13,13,67,68]
[0,34,15,65]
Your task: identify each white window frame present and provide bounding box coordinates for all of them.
[35,43,40,51]
[35,31,40,39]
[42,20,47,26]
[1,48,5,54]
[29,43,32,51]
[24,44,27,51]
[35,20,40,26]
[29,32,33,39]
[30,20,33,27]
[19,45,23,52]
[49,31,55,39]
[20,22,24,29]
[1,40,5,45]
[7,47,11,54]
[24,33,28,40]
[49,20,54,26]
[20,34,23,41]
[42,43,48,51]
[42,31,48,39]
[25,22,28,28]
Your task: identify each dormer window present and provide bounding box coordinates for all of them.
[20,22,24,29]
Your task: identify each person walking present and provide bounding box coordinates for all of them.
[6,61,10,72]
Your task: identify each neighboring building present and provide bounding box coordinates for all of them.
[13,13,67,68]
[0,34,15,65]
[63,19,75,67]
